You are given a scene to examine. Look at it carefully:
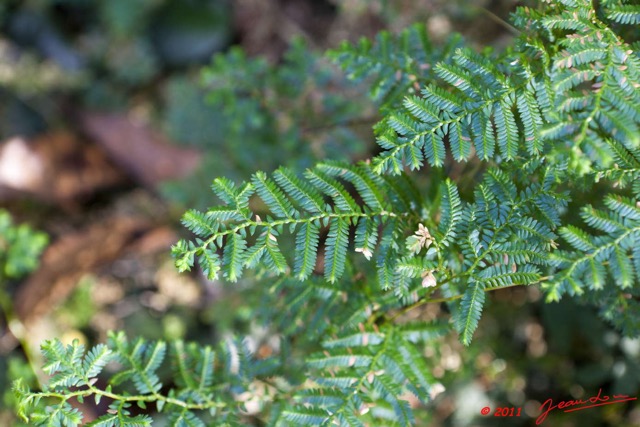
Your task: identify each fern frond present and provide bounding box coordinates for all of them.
[325,217,350,283]
[17,332,270,425]
[273,167,326,214]
[222,233,248,282]
[436,180,462,249]
[294,223,321,279]
[0,209,48,279]
[317,161,388,211]
[297,323,444,425]
[329,23,458,108]
[305,169,360,214]
[545,182,640,334]
[88,412,153,427]
[371,47,549,173]
[253,171,295,219]
[606,2,640,25]
[172,162,419,287]
[455,281,486,346]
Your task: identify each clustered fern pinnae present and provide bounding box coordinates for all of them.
[15,0,640,425]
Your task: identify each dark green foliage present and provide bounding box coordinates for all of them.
[0,210,48,279]
[163,39,372,209]
[175,156,566,347]
[16,0,640,425]
[173,161,419,286]
[329,24,462,111]
[0,212,47,427]
[546,185,640,334]
[170,0,639,419]
[278,323,448,426]
[14,332,274,426]
[606,2,640,25]
[171,0,638,364]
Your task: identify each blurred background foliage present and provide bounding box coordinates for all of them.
[0,0,638,426]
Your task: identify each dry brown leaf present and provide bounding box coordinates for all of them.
[15,215,151,324]
[79,112,201,188]
[0,132,126,204]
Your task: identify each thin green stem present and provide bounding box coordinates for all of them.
[187,209,402,260]
[32,385,227,411]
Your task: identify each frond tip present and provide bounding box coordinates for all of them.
[15,333,262,426]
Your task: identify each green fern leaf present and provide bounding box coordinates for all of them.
[223,233,247,282]
[168,410,205,427]
[198,248,221,281]
[83,344,113,379]
[87,414,153,427]
[181,210,218,238]
[607,3,640,24]
[273,167,325,213]
[324,218,350,283]
[455,281,486,345]
[305,169,360,214]
[437,180,462,248]
[318,162,387,211]
[252,171,295,219]
[294,223,320,279]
